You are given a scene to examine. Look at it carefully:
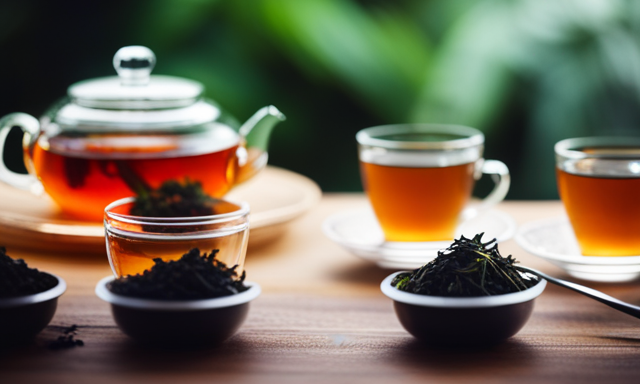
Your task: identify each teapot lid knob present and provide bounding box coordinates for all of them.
[113,46,156,86]
[68,45,205,110]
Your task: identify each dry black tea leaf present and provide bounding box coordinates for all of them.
[0,247,58,298]
[130,179,221,218]
[108,248,248,300]
[392,234,538,297]
[48,325,84,350]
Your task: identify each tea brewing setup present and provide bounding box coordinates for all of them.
[0,46,285,221]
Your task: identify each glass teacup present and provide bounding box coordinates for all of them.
[356,124,509,242]
[556,137,640,256]
[104,197,250,277]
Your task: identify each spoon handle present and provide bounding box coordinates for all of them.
[517,266,640,320]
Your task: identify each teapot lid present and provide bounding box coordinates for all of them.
[68,46,204,110]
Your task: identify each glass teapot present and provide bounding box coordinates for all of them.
[0,46,285,221]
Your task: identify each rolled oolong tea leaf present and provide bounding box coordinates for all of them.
[0,247,58,298]
[392,234,538,297]
[130,179,222,218]
[107,248,248,300]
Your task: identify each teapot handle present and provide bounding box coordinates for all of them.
[0,113,44,193]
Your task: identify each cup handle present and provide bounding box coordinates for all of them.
[461,159,510,221]
[0,113,43,194]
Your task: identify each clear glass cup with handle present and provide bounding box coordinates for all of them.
[357,124,510,243]
[556,136,640,256]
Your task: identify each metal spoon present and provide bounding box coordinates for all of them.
[516,265,640,320]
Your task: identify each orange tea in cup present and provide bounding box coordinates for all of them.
[360,161,475,241]
[556,138,640,256]
[357,124,510,242]
[104,197,249,277]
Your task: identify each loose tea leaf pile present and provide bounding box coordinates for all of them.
[392,234,538,297]
[0,247,58,298]
[48,325,84,350]
[108,248,248,300]
[130,179,220,218]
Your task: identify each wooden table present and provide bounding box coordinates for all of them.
[1,195,640,384]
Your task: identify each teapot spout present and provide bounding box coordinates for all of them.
[233,106,285,185]
[239,106,286,152]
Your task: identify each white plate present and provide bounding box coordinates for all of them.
[322,208,516,269]
[515,217,640,282]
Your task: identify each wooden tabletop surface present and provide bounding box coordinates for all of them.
[1,195,640,384]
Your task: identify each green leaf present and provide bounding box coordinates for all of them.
[257,0,431,121]
[410,0,518,132]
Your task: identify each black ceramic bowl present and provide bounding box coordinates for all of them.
[381,272,546,346]
[0,274,67,343]
[95,277,260,346]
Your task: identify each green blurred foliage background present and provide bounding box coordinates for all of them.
[2,0,640,199]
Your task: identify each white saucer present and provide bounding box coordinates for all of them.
[322,208,516,269]
[516,217,640,283]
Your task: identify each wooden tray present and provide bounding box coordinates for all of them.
[0,166,321,254]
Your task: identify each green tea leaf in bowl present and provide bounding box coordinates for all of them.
[392,233,538,297]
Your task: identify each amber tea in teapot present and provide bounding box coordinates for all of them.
[32,131,245,221]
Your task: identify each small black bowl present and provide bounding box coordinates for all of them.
[381,272,546,346]
[0,274,67,343]
[95,277,260,346]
